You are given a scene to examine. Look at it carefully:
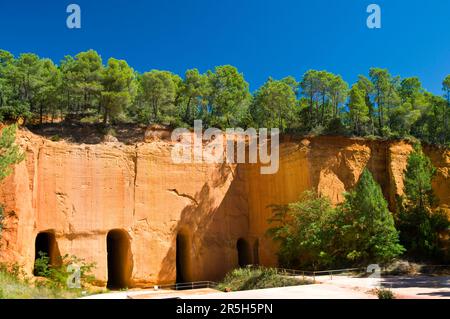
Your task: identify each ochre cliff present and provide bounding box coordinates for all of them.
[0,130,448,287]
[246,136,449,266]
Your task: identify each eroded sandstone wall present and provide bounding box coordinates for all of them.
[0,130,248,286]
[0,130,448,286]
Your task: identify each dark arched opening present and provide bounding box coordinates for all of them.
[176,233,191,283]
[107,229,133,289]
[34,232,60,275]
[237,238,251,267]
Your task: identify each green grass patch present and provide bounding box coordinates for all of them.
[0,268,87,299]
[217,267,312,292]
[0,256,102,299]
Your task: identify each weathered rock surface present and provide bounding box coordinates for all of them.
[0,130,448,286]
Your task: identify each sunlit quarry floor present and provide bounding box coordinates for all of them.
[81,275,450,299]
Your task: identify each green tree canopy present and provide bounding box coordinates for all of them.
[140,70,179,124]
[101,58,136,124]
[300,70,348,131]
[267,191,337,269]
[207,65,250,127]
[250,77,297,131]
[179,68,209,124]
[71,50,104,112]
[0,48,449,147]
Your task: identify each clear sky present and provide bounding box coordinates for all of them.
[0,0,449,94]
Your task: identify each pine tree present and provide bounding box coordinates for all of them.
[101,58,136,124]
[348,85,369,135]
[337,169,404,264]
[397,145,449,259]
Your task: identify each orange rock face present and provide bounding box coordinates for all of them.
[0,131,448,286]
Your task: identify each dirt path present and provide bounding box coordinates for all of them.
[312,275,450,299]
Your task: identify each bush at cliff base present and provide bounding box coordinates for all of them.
[217,267,312,292]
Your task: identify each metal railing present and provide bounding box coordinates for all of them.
[262,266,366,282]
[143,281,218,291]
[250,264,450,282]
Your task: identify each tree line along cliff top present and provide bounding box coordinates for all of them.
[0,49,449,147]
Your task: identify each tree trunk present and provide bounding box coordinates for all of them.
[321,92,326,125]
[279,106,282,132]
[84,90,88,113]
[39,103,43,125]
[445,94,449,144]
[152,98,158,122]
[184,97,192,122]
[103,107,108,125]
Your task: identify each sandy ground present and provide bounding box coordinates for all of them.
[81,288,219,299]
[81,275,450,299]
[313,275,450,299]
[183,284,376,299]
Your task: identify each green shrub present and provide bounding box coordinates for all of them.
[217,267,311,292]
[309,125,325,136]
[0,125,25,182]
[0,266,79,299]
[80,115,103,124]
[33,252,96,289]
[50,135,61,142]
[267,170,404,269]
[0,104,31,122]
[0,262,90,299]
[267,191,337,269]
[97,126,117,137]
[377,288,395,299]
[34,252,52,277]
[326,118,349,135]
[0,262,26,280]
[384,260,422,276]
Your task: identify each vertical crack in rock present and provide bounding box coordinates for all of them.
[167,189,199,206]
[132,146,138,217]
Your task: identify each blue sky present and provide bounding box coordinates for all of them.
[0,0,449,94]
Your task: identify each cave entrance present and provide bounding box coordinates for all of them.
[176,233,191,283]
[237,238,251,267]
[107,229,133,289]
[34,232,60,275]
